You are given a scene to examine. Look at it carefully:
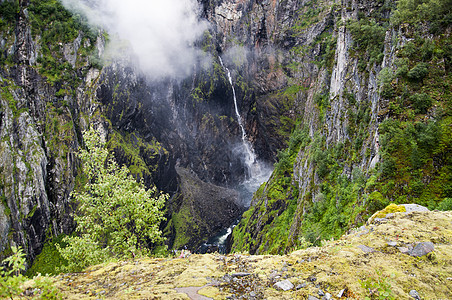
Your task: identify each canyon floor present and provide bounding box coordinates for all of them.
[26,207,451,299]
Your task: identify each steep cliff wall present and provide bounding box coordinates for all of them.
[229,0,451,254]
[0,0,91,261]
[0,0,449,263]
[0,0,293,261]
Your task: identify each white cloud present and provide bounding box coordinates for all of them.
[62,0,209,78]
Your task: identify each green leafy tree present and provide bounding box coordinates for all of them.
[58,128,167,272]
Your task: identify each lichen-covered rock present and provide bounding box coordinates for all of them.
[42,210,451,299]
[369,203,408,223]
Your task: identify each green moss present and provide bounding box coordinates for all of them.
[374,203,406,219]
[107,131,165,181]
[26,235,68,277]
[0,195,11,216]
[170,197,196,249]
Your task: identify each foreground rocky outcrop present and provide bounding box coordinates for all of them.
[22,209,451,299]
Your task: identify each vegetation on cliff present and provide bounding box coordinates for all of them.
[0,0,451,291]
[231,0,451,254]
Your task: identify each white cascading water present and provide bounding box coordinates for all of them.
[196,57,273,254]
[219,57,273,199]
[219,57,257,179]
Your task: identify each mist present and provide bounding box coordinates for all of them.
[62,0,209,78]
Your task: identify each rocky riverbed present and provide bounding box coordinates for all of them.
[22,207,452,299]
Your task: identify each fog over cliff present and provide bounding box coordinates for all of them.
[62,0,209,78]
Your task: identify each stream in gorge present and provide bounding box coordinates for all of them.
[196,58,273,254]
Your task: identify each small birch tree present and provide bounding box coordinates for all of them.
[58,128,167,271]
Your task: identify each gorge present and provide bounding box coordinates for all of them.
[0,0,450,276]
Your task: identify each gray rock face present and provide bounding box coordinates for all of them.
[357,245,376,253]
[409,242,435,257]
[296,282,308,290]
[401,204,430,213]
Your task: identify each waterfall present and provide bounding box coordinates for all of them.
[219,57,257,178]
[196,57,274,254]
[218,56,273,202]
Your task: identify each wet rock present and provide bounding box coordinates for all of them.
[357,245,376,253]
[409,289,421,299]
[409,242,434,257]
[273,279,294,291]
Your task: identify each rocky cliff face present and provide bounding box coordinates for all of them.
[0,0,292,260]
[226,0,451,254]
[0,0,450,263]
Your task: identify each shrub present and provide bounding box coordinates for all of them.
[0,247,61,299]
[0,246,26,299]
[378,68,395,98]
[348,19,386,67]
[437,198,452,211]
[407,62,429,81]
[57,129,168,272]
[380,158,396,177]
[391,0,451,31]
[367,191,387,212]
[0,0,18,24]
[410,93,432,113]
[395,58,410,77]
[360,269,395,300]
